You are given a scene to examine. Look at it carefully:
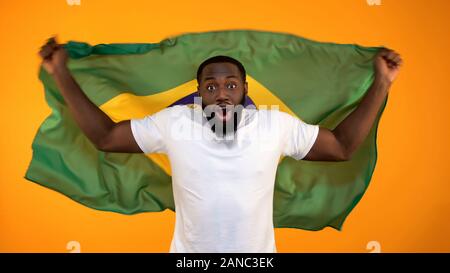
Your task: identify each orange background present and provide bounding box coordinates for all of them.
[1,0,449,253]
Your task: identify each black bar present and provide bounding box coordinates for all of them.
[0,253,448,272]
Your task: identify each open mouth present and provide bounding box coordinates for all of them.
[215,105,233,122]
[214,105,234,122]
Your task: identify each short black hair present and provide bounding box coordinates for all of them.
[196,55,246,83]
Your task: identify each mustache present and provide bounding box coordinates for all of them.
[200,95,247,110]
[203,104,244,115]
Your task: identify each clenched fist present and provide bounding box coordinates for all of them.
[39,37,68,75]
[374,48,403,84]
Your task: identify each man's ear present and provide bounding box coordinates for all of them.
[244,82,248,95]
[197,86,200,96]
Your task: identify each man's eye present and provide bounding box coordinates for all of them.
[207,85,216,91]
[227,83,237,89]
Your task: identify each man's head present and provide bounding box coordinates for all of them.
[196,56,248,127]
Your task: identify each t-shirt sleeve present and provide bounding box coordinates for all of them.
[130,109,169,154]
[280,112,320,160]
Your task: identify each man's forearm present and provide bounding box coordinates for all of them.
[332,77,390,158]
[52,66,115,148]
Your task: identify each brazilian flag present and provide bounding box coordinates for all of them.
[25,30,383,231]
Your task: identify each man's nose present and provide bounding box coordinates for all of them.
[216,87,229,102]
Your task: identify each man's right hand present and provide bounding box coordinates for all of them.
[37,36,144,154]
[39,37,68,75]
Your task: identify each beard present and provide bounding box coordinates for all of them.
[203,96,246,138]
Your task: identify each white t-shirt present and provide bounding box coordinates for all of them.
[130,105,319,253]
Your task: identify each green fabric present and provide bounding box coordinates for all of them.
[25,30,384,231]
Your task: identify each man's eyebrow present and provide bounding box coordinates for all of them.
[203,75,239,81]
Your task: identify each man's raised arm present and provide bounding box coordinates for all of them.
[304,48,403,161]
[39,37,143,153]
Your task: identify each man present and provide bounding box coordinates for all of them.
[39,38,402,252]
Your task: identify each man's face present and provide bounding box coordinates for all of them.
[197,62,248,125]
